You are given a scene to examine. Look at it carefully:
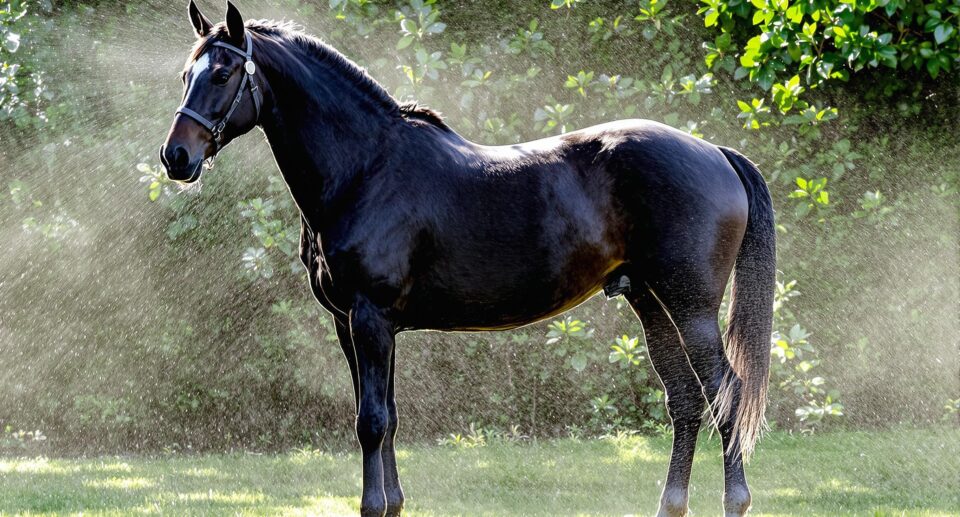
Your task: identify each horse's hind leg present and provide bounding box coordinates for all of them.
[629,290,705,517]
[633,284,751,516]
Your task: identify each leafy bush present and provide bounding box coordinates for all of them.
[0,0,955,453]
[0,1,53,128]
[700,0,960,124]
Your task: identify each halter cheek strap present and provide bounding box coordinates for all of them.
[176,32,263,153]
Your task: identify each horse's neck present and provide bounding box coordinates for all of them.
[256,43,395,225]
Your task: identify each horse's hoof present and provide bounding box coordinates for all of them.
[385,502,404,516]
[360,505,386,517]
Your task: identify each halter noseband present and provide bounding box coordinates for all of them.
[176,32,262,154]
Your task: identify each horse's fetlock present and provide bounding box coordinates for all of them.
[385,500,404,517]
[360,504,387,517]
[724,484,752,516]
[657,487,689,517]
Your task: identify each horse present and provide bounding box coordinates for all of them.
[159,2,776,516]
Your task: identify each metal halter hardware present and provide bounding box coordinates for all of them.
[176,32,262,156]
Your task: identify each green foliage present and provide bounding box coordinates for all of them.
[0,0,956,453]
[788,176,831,219]
[699,0,959,123]
[0,1,52,127]
[635,0,685,40]
[945,398,960,423]
[1,425,46,453]
[551,0,587,10]
[767,280,844,430]
[237,178,301,279]
[506,19,555,57]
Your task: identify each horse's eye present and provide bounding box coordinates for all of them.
[212,70,231,86]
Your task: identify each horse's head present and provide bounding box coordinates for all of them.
[160,1,263,183]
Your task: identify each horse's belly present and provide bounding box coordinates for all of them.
[399,255,622,331]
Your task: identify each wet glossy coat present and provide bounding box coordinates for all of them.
[161,6,776,517]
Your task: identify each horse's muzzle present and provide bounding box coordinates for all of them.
[159,144,202,184]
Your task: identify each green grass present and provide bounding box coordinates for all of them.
[1,429,958,516]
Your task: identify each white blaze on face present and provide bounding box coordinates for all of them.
[184,53,212,101]
[192,53,212,76]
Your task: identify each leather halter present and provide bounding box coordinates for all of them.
[176,32,262,154]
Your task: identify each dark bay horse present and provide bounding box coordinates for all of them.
[160,3,776,516]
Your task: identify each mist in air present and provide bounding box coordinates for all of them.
[0,0,957,515]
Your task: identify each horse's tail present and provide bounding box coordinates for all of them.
[715,146,776,461]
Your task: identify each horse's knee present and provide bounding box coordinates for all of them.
[357,405,388,448]
[724,484,751,516]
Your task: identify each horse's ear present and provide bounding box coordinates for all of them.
[188,0,213,39]
[225,1,245,45]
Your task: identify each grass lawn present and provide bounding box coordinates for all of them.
[1,428,958,516]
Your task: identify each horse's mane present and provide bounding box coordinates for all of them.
[398,101,449,129]
[187,20,451,131]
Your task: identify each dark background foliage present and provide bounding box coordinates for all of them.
[0,0,957,453]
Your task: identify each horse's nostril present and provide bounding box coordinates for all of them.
[171,146,190,168]
[162,144,190,170]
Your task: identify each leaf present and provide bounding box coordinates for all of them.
[704,10,719,27]
[570,353,588,373]
[786,4,803,23]
[3,32,20,53]
[934,24,953,45]
[397,35,415,50]
[400,18,417,35]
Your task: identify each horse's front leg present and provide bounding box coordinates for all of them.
[381,346,404,516]
[350,296,396,517]
[334,318,360,413]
